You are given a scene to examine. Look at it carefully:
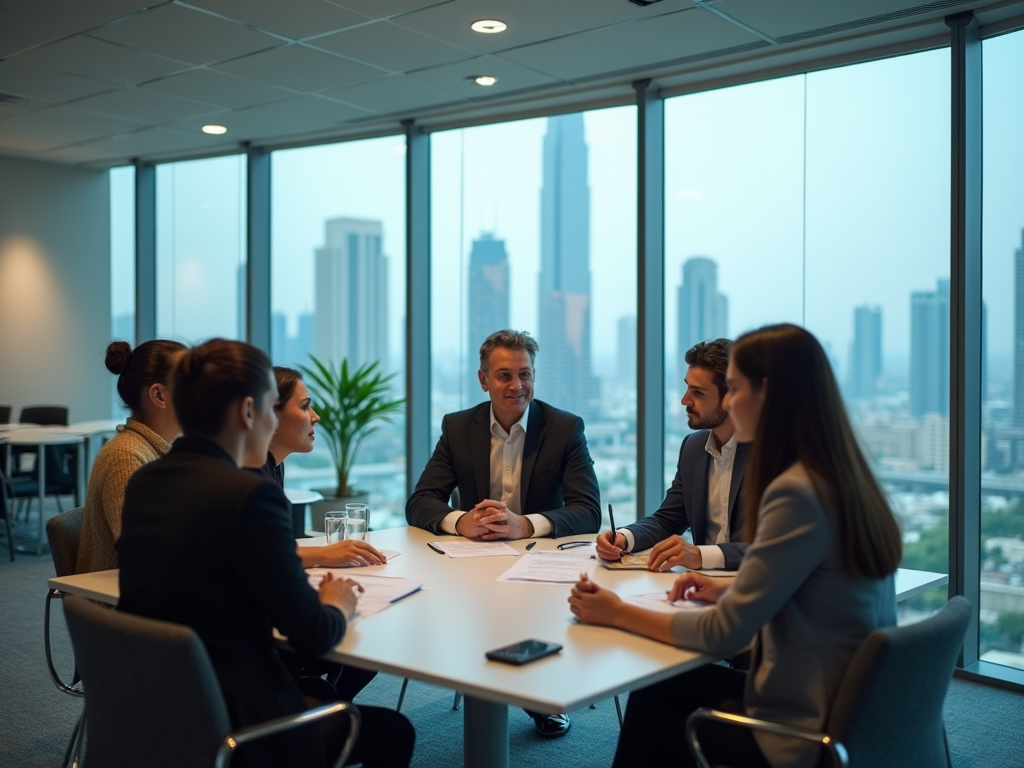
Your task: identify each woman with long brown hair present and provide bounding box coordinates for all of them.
[570,324,902,768]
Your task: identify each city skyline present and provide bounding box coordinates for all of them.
[677,256,729,389]
[848,306,882,400]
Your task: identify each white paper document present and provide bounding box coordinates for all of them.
[306,571,424,621]
[497,549,596,584]
[429,541,520,558]
[624,592,713,613]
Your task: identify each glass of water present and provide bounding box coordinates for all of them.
[345,503,368,541]
[324,511,348,544]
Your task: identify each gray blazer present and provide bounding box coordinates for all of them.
[624,431,749,569]
[670,463,897,768]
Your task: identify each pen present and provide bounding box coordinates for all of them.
[608,503,617,545]
[525,541,536,551]
[427,542,445,555]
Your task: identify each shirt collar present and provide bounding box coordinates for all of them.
[489,402,530,439]
[704,430,737,460]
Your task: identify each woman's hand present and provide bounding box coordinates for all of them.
[568,573,624,627]
[318,572,364,621]
[668,572,732,604]
[317,540,386,567]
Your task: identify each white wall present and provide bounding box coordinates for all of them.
[0,154,111,423]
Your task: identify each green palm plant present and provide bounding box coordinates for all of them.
[299,356,405,498]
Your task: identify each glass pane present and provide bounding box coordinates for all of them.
[981,28,1024,671]
[271,137,407,529]
[156,155,246,343]
[110,165,135,416]
[431,107,637,526]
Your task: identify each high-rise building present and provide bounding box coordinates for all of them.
[847,305,882,400]
[910,279,950,418]
[314,217,388,371]
[537,114,598,417]
[467,232,510,372]
[677,257,728,387]
[617,315,637,387]
[271,311,288,365]
[1015,230,1024,426]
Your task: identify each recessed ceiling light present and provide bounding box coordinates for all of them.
[471,75,498,87]
[202,124,227,135]
[470,19,506,33]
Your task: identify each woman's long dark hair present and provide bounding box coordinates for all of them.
[734,324,901,580]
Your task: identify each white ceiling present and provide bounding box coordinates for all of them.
[0,0,1020,167]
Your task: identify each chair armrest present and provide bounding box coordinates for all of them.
[685,708,848,768]
[215,700,360,768]
[44,589,84,697]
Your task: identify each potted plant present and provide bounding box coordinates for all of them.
[299,356,404,531]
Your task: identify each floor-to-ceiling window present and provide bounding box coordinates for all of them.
[271,137,407,529]
[110,165,136,416]
[431,107,637,526]
[155,155,246,343]
[663,50,951,616]
[981,27,1024,672]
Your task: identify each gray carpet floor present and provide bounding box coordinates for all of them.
[2,521,1022,767]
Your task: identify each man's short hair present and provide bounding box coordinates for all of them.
[684,339,732,398]
[478,330,539,373]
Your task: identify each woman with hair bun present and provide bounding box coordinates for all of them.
[75,339,185,573]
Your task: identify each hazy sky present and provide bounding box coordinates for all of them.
[109,32,1024,380]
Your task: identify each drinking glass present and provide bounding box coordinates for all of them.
[344,503,368,541]
[324,511,348,544]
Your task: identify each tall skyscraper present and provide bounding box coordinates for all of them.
[847,305,882,400]
[677,257,728,387]
[1015,230,1024,426]
[617,315,637,388]
[314,217,388,371]
[910,279,950,418]
[467,232,510,371]
[537,114,598,417]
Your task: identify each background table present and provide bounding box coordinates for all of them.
[284,487,323,538]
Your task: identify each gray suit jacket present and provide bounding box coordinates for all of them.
[405,400,601,538]
[625,431,749,570]
[670,463,897,768]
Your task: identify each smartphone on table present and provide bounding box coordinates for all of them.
[485,639,563,666]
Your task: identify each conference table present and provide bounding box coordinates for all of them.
[47,528,948,768]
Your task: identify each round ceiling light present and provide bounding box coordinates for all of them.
[201,124,227,135]
[470,19,506,33]
[471,75,498,86]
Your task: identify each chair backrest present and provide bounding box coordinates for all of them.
[826,595,971,768]
[20,405,69,425]
[0,405,10,424]
[46,507,84,577]
[63,596,232,768]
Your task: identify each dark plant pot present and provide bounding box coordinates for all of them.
[310,489,371,533]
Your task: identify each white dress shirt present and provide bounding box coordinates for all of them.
[621,431,737,570]
[439,404,553,537]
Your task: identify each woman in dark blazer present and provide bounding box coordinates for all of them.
[570,324,902,768]
[117,339,413,768]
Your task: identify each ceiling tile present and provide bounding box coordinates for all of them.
[0,105,143,143]
[0,97,46,122]
[0,9,68,57]
[390,0,693,54]
[40,144,128,163]
[0,130,66,152]
[15,34,188,85]
[189,0,369,41]
[69,125,231,159]
[500,8,755,81]
[72,88,223,123]
[330,0,447,21]
[408,53,560,97]
[0,0,152,34]
[90,3,283,65]
[213,44,382,92]
[310,20,473,73]
[322,74,461,114]
[716,0,948,41]
[0,60,113,101]
[167,96,372,140]
[142,69,294,110]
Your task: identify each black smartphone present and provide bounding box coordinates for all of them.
[485,639,563,666]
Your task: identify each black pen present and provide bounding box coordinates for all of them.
[525,541,536,551]
[427,542,445,555]
[608,503,617,545]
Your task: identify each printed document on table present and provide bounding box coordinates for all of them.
[497,549,596,584]
[429,541,520,558]
[307,572,424,621]
[624,593,713,614]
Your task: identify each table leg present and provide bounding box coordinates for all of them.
[36,444,45,556]
[463,696,508,768]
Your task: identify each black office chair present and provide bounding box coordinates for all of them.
[20,405,69,425]
[63,596,362,768]
[0,467,14,561]
[686,596,972,768]
[0,405,11,424]
[10,404,76,520]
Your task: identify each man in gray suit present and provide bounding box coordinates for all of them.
[596,339,749,571]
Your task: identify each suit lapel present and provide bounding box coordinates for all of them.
[728,442,749,533]
[692,435,711,546]
[470,404,491,506]
[520,403,544,509]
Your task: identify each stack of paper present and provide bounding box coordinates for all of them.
[307,571,424,621]
[429,541,520,558]
[497,549,596,584]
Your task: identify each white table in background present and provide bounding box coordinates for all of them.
[6,429,84,555]
[284,488,323,537]
[68,420,123,478]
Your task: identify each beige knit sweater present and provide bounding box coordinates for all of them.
[76,418,171,574]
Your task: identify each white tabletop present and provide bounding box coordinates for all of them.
[68,420,123,435]
[4,428,84,445]
[0,423,41,432]
[284,487,323,505]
